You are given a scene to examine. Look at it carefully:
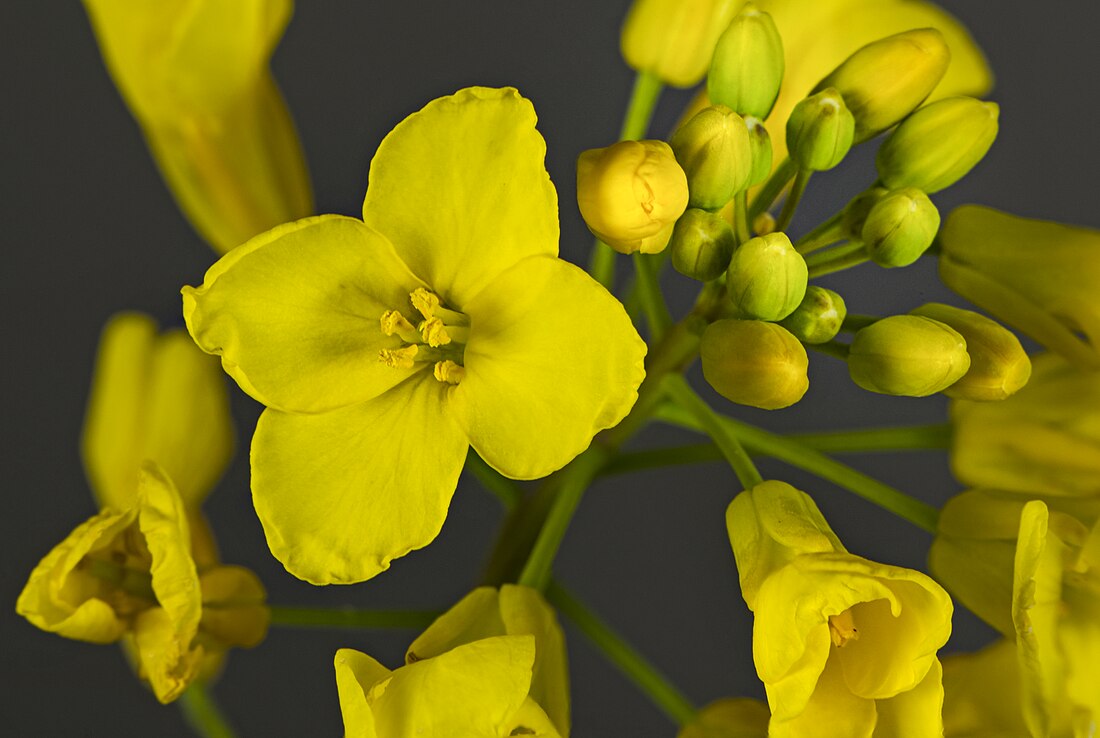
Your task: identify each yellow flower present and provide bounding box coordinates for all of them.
[939,205,1100,370]
[677,697,770,738]
[81,0,312,253]
[931,492,1100,736]
[941,640,1030,738]
[16,463,267,703]
[727,481,952,738]
[620,0,740,87]
[82,313,234,511]
[183,87,647,585]
[334,585,567,737]
[951,353,1100,497]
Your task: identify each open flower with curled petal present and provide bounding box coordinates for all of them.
[183,87,646,585]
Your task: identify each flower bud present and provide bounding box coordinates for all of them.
[670,209,737,281]
[910,303,1031,401]
[702,320,810,410]
[840,187,888,240]
[576,140,688,254]
[745,116,773,188]
[861,187,940,267]
[621,0,740,87]
[726,232,808,321]
[780,286,847,344]
[785,88,855,172]
[877,96,999,193]
[670,105,753,210]
[707,4,784,120]
[848,315,970,396]
[813,28,951,143]
[678,697,770,738]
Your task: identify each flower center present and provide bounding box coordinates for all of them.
[378,287,470,385]
[828,609,859,648]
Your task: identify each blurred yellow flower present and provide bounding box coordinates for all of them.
[184,87,646,585]
[727,481,952,738]
[82,0,312,253]
[621,0,740,87]
[941,640,1030,738]
[677,697,770,738]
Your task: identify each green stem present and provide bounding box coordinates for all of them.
[806,339,851,360]
[546,581,696,727]
[466,449,522,509]
[734,190,751,244]
[775,168,812,232]
[516,447,611,591]
[180,683,237,738]
[633,252,672,340]
[268,606,439,629]
[794,212,844,255]
[808,249,870,279]
[661,375,763,488]
[654,403,940,533]
[841,313,880,332]
[748,157,796,220]
[804,239,863,269]
[589,71,665,290]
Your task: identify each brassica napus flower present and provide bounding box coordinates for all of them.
[727,481,952,738]
[183,87,647,585]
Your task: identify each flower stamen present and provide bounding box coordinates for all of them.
[828,609,859,648]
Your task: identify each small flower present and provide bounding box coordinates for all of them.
[81,0,312,253]
[183,87,647,584]
[727,481,952,738]
[334,585,568,737]
[677,697,770,738]
[620,0,740,87]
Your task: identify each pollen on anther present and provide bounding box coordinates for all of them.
[379,345,419,369]
[380,310,416,337]
[419,317,452,347]
[434,360,465,385]
[410,287,441,320]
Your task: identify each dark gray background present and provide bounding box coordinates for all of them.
[2,2,1097,735]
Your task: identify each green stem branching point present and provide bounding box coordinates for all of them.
[633,252,672,340]
[795,212,845,255]
[180,683,237,738]
[589,71,665,290]
[775,168,813,233]
[654,403,940,533]
[268,606,440,630]
[661,375,763,488]
[546,580,696,727]
[748,157,796,221]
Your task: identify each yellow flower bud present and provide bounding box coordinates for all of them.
[576,140,688,254]
[785,88,855,171]
[727,232,808,321]
[813,28,951,143]
[780,286,847,344]
[707,4,785,120]
[840,187,888,240]
[861,187,940,267]
[950,352,1100,497]
[621,0,740,87]
[670,208,737,281]
[877,96,999,193]
[910,303,1031,401]
[745,116,773,188]
[938,205,1100,369]
[677,698,770,738]
[701,320,809,410]
[848,315,970,396]
[670,105,753,210]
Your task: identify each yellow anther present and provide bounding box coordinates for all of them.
[418,317,452,347]
[380,310,418,340]
[379,345,419,369]
[828,609,859,648]
[433,360,466,385]
[410,287,441,320]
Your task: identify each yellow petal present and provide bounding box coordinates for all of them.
[16,507,136,644]
[507,697,563,738]
[453,256,646,479]
[183,215,427,414]
[130,607,204,703]
[873,658,944,738]
[82,313,235,510]
[500,585,571,737]
[251,374,468,584]
[941,640,1030,738]
[334,648,387,738]
[676,697,770,738]
[198,565,269,649]
[368,635,535,737]
[769,652,876,738]
[406,588,505,663]
[362,87,559,307]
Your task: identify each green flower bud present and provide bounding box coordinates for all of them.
[670,208,736,281]
[861,187,940,267]
[780,286,847,344]
[840,187,888,240]
[786,88,855,172]
[752,211,776,236]
[877,96,1000,193]
[745,116,773,187]
[813,28,950,143]
[726,232,808,321]
[848,315,971,396]
[707,4,784,120]
[910,303,1031,401]
[701,319,809,410]
[621,0,740,87]
[670,105,753,210]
